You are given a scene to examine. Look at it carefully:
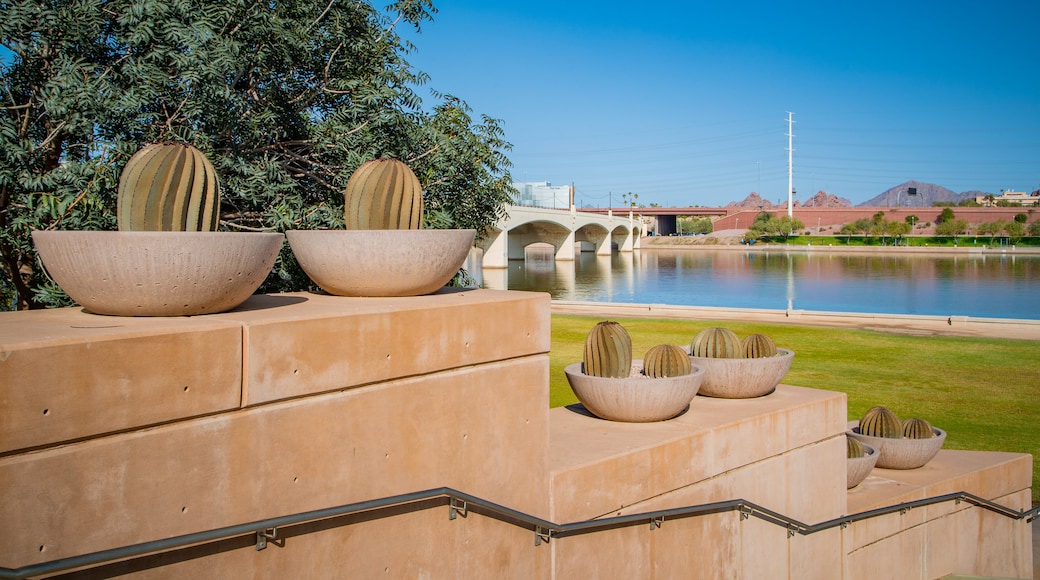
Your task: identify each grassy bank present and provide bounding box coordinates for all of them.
[550,314,1040,503]
[762,234,1040,248]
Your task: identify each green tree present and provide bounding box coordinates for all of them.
[937,207,956,224]
[748,215,803,241]
[677,216,711,234]
[935,218,969,238]
[1004,221,1025,244]
[976,221,1005,244]
[838,218,871,244]
[1,0,515,310]
[1014,213,1027,223]
[885,220,910,244]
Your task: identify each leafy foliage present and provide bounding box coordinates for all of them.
[1,0,516,309]
[747,214,804,242]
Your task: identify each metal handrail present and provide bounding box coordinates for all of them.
[1,487,1035,580]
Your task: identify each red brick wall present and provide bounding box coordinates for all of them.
[712,207,1039,232]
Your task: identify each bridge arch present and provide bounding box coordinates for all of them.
[480,205,641,268]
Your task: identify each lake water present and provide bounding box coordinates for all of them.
[477,248,1039,321]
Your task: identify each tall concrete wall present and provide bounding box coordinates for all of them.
[713,207,1040,231]
[0,289,1032,578]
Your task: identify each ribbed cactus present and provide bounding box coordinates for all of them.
[582,321,633,378]
[642,344,692,378]
[690,327,741,358]
[343,158,423,230]
[902,418,935,439]
[741,333,778,358]
[859,406,903,439]
[117,143,220,231]
[847,436,866,458]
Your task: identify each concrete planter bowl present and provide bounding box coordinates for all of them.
[286,229,476,297]
[847,441,879,489]
[686,349,794,398]
[564,361,705,423]
[32,230,283,317]
[846,421,947,470]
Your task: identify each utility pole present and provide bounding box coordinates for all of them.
[786,112,794,218]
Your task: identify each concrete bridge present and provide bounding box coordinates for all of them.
[480,205,643,268]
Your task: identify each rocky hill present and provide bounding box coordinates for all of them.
[727,190,851,209]
[725,181,993,209]
[796,190,852,208]
[856,180,978,207]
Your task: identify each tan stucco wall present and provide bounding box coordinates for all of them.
[0,289,1032,578]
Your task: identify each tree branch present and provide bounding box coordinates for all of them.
[306,0,337,33]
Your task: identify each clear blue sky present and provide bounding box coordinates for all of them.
[402,0,1040,207]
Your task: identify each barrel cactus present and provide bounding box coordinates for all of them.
[343,158,423,230]
[859,406,903,439]
[847,436,866,458]
[642,344,693,378]
[690,327,741,358]
[117,142,220,231]
[741,333,778,358]
[582,321,633,378]
[902,418,935,439]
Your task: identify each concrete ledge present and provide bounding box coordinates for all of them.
[845,450,1033,579]
[0,308,244,454]
[549,384,848,523]
[214,290,550,405]
[0,356,550,568]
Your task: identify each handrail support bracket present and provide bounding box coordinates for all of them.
[449,498,468,520]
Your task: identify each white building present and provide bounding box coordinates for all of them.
[512,181,573,209]
[975,190,1040,207]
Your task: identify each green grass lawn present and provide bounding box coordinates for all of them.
[550,314,1040,503]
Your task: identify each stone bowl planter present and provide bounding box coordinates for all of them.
[32,230,283,317]
[686,349,794,398]
[563,361,705,422]
[846,421,947,470]
[286,229,476,297]
[847,441,879,489]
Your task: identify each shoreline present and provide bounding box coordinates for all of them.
[551,301,1040,341]
[640,231,1040,255]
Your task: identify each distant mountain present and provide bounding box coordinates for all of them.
[856,180,984,207]
[728,190,851,209]
[795,190,852,208]
[726,192,775,209]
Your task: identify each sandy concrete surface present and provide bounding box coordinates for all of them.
[552,301,1040,341]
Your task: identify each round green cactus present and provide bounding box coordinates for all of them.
[902,417,935,439]
[690,327,741,358]
[117,142,220,232]
[847,436,866,459]
[741,333,778,358]
[859,406,902,439]
[343,158,423,230]
[642,344,692,378]
[582,321,633,378]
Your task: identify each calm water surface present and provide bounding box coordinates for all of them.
[481,248,1039,320]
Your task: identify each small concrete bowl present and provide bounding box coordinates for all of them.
[32,230,283,316]
[687,349,794,398]
[564,361,705,422]
[846,421,946,470]
[286,229,476,297]
[847,441,879,489]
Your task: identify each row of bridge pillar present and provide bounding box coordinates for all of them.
[480,207,641,269]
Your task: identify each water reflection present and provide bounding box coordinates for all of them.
[489,247,1039,320]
